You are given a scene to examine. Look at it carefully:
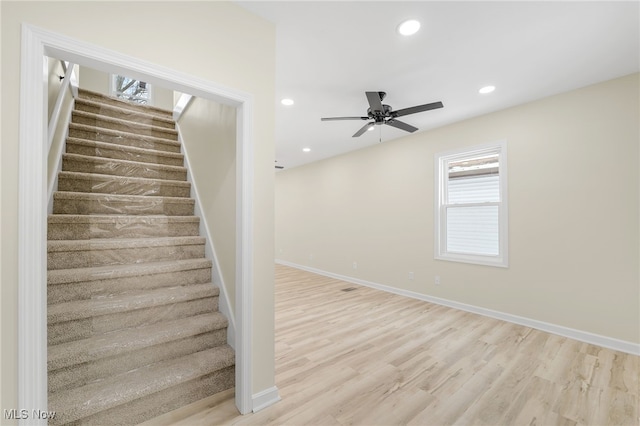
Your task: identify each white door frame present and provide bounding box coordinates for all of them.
[18,24,254,420]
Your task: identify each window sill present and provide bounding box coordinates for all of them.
[435,253,509,268]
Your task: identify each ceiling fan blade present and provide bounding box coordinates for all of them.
[385,118,418,133]
[393,101,443,117]
[352,122,373,137]
[321,116,369,121]
[365,91,385,113]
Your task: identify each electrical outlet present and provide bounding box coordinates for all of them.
[309,253,314,260]
[435,275,441,286]
[353,261,358,270]
[408,272,414,280]
[278,248,283,254]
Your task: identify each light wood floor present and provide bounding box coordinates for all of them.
[142,264,639,426]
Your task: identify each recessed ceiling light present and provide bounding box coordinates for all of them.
[479,86,496,94]
[302,147,311,152]
[281,98,294,106]
[397,19,421,36]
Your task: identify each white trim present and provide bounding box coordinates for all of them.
[173,93,194,121]
[252,386,281,413]
[19,24,255,417]
[18,23,49,425]
[276,260,640,356]
[47,96,74,215]
[235,99,254,414]
[176,123,236,349]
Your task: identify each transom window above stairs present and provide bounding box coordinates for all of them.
[111,74,152,104]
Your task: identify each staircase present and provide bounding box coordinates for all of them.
[47,89,235,425]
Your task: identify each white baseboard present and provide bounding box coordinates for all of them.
[252,386,281,413]
[276,260,640,356]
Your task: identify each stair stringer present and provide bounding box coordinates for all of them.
[177,124,236,349]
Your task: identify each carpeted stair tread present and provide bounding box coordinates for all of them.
[48,235,205,252]
[62,153,187,181]
[48,312,229,371]
[47,258,212,286]
[77,88,174,119]
[68,122,181,153]
[53,191,195,216]
[48,345,234,425]
[47,236,206,270]
[48,214,199,240]
[72,110,178,140]
[48,214,198,225]
[65,137,184,166]
[56,171,191,198]
[74,97,176,129]
[48,283,220,328]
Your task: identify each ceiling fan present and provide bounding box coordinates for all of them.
[321,91,443,137]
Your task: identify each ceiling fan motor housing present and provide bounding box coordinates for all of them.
[368,104,393,122]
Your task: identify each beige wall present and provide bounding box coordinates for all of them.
[78,65,110,95]
[78,66,174,110]
[276,73,640,345]
[178,97,237,315]
[1,0,275,412]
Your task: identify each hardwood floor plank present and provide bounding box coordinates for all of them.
[141,265,640,426]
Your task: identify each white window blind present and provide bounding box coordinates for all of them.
[447,175,500,255]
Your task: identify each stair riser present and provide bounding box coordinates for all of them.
[48,267,212,304]
[74,101,176,130]
[62,156,187,181]
[49,297,218,345]
[77,91,174,120]
[73,112,178,140]
[48,244,205,270]
[59,366,234,426]
[68,125,181,153]
[48,219,199,240]
[66,142,184,167]
[57,175,191,198]
[53,198,194,216]
[49,330,227,394]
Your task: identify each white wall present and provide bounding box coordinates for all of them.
[1,1,275,414]
[276,73,639,346]
[178,97,237,316]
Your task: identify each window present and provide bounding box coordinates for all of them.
[435,141,508,267]
[111,75,152,104]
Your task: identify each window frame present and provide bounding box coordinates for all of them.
[434,141,509,268]
[110,74,153,105]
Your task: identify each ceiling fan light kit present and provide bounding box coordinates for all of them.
[321,91,444,138]
[397,19,421,36]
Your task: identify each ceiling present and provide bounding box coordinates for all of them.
[237,1,640,170]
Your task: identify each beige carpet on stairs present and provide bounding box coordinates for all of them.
[47,89,234,425]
